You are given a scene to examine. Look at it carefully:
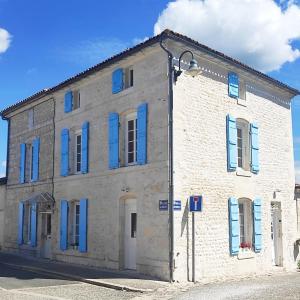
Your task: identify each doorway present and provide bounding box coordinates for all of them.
[41,213,52,259]
[271,202,283,266]
[124,199,137,270]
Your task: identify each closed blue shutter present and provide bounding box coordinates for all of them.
[250,123,259,174]
[64,91,73,113]
[61,129,69,177]
[30,203,37,247]
[253,198,262,252]
[228,197,239,255]
[60,200,68,251]
[226,115,237,171]
[18,202,24,245]
[31,138,40,182]
[81,122,89,174]
[112,68,124,94]
[19,143,26,183]
[137,103,148,165]
[108,113,119,169]
[228,72,239,98]
[79,199,88,253]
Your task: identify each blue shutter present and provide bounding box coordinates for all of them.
[30,203,37,247]
[19,143,26,183]
[137,103,148,165]
[60,200,68,251]
[226,115,237,171]
[253,198,262,252]
[31,138,40,182]
[250,123,259,174]
[228,72,239,98]
[108,113,119,169]
[79,199,88,253]
[228,197,239,255]
[64,91,73,113]
[60,129,69,177]
[112,68,124,94]
[81,122,89,174]
[18,202,24,245]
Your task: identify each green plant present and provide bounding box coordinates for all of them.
[298,260,300,270]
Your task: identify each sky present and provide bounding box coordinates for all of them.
[0,0,299,180]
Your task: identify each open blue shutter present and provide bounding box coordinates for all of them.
[18,202,24,245]
[64,91,73,113]
[253,198,262,252]
[61,129,69,177]
[108,113,119,169]
[31,138,40,182]
[19,143,26,183]
[30,203,37,247]
[229,197,239,255]
[137,103,148,165]
[81,122,89,174]
[79,199,88,253]
[60,200,68,251]
[250,123,259,174]
[228,72,239,98]
[112,68,123,94]
[226,115,237,171]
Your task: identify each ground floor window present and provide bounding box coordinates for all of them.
[23,204,32,244]
[69,201,80,248]
[238,198,253,250]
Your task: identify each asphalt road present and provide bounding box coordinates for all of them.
[0,263,137,300]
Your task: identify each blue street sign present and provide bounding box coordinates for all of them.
[174,200,181,211]
[189,195,202,212]
[159,200,168,211]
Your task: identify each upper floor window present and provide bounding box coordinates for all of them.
[125,112,138,165]
[112,67,134,94]
[73,90,80,110]
[236,119,250,171]
[64,90,81,113]
[75,132,82,173]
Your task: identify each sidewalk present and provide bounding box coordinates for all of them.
[0,252,168,293]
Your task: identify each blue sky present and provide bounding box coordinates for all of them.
[0,0,300,180]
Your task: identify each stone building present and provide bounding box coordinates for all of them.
[0,30,299,282]
[0,177,7,249]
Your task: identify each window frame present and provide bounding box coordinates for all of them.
[74,131,82,174]
[72,90,81,110]
[236,119,250,172]
[73,203,80,246]
[238,198,253,251]
[124,67,134,89]
[125,112,138,166]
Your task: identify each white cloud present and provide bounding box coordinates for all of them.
[295,161,300,183]
[0,173,5,178]
[0,28,11,54]
[154,0,300,72]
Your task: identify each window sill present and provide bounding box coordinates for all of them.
[238,249,255,260]
[236,168,252,177]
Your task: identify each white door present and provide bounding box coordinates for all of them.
[41,213,52,259]
[124,199,137,270]
[271,203,283,266]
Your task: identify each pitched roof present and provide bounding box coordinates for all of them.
[1,29,299,117]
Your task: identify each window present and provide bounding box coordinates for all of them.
[131,213,137,238]
[236,119,250,171]
[126,113,138,165]
[125,67,134,89]
[74,203,80,246]
[23,204,32,244]
[73,90,80,110]
[75,133,82,173]
[30,145,34,181]
[238,198,253,250]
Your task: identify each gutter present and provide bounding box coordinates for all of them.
[159,33,175,283]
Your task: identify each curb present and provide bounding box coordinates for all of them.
[1,262,153,293]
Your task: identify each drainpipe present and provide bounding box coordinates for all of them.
[160,35,175,283]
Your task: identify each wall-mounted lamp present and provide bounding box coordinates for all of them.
[174,50,202,82]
